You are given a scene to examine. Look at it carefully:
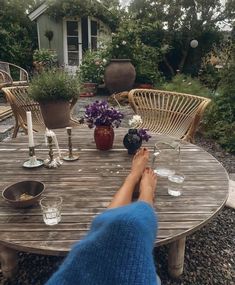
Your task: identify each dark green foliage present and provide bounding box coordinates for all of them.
[29,69,80,102]
[106,17,165,85]
[46,0,119,30]
[199,64,222,92]
[128,0,231,78]
[33,49,58,69]
[161,74,212,97]
[203,64,235,153]
[78,50,106,84]
[0,0,39,68]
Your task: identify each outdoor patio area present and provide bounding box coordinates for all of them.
[0,0,235,284]
[0,94,234,285]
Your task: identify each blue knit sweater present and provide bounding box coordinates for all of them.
[45,201,158,285]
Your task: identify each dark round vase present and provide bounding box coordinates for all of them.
[123,129,142,155]
[104,59,136,94]
[94,126,114,151]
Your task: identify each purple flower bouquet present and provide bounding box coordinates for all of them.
[84,101,124,128]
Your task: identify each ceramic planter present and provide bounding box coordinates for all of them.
[94,126,114,151]
[39,101,71,129]
[104,59,136,94]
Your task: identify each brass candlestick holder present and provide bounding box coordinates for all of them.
[44,135,63,168]
[63,127,79,161]
[23,146,44,168]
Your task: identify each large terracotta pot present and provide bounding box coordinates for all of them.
[39,101,71,129]
[104,59,136,94]
[94,126,114,151]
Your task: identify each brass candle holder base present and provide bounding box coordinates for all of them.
[63,127,79,162]
[23,147,44,168]
[44,157,63,169]
[44,134,62,169]
[63,153,79,161]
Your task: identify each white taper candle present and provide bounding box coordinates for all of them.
[26,111,34,147]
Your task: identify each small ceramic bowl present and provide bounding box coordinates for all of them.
[2,180,45,208]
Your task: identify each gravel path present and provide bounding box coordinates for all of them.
[0,95,234,285]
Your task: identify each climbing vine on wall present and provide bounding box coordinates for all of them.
[46,0,118,29]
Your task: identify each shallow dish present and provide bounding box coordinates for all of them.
[2,180,45,208]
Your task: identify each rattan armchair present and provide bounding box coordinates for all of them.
[0,61,29,87]
[128,89,211,142]
[0,69,13,89]
[2,86,80,138]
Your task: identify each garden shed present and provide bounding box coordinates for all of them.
[28,1,112,73]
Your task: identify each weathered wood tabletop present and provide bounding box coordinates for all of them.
[0,127,229,278]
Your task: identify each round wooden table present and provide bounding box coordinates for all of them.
[0,128,229,278]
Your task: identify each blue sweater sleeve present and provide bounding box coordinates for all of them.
[45,201,158,285]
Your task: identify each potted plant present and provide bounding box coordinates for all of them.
[29,69,80,129]
[84,100,124,150]
[33,49,58,73]
[78,51,106,97]
[104,20,137,94]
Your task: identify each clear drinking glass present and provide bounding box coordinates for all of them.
[168,172,185,196]
[152,141,180,177]
[40,196,63,226]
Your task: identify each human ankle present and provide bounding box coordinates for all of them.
[127,172,140,184]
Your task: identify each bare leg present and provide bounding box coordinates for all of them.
[108,148,149,209]
[138,168,157,206]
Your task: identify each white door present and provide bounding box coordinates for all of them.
[64,19,82,74]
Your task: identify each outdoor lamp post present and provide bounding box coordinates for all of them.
[190,39,198,48]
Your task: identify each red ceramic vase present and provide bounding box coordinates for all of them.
[94,126,114,151]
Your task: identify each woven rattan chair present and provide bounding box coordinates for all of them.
[128,89,211,142]
[0,61,29,86]
[2,86,80,138]
[0,69,13,89]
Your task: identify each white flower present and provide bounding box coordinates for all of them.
[103,58,107,64]
[122,40,127,45]
[129,115,143,127]
[116,45,119,48]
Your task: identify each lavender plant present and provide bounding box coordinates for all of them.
[84,101,124,128]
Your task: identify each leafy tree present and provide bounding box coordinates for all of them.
[128,0,233,77]
[0,0,41,68]
[99,0,120,10]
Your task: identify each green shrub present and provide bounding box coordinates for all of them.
[78,50,106,84]
[133,43,163,85]
[203,63,235,153]
[33,49,58,69]
[29,69,80,102]
[161,74,212,97]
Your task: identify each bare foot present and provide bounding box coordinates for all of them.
[139,168,157,205]
[130,148,149,182]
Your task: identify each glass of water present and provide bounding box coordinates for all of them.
[168,173,185,196]
[40,196,63,226]
[152,141,180,177]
